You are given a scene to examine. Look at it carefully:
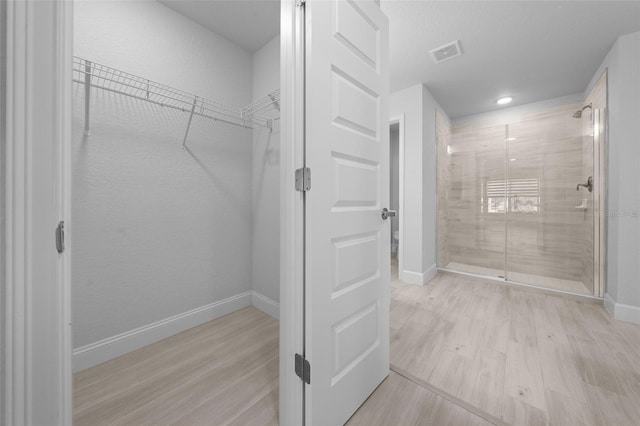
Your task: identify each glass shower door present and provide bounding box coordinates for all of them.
[505,107,593,295]
[439,124,506,278]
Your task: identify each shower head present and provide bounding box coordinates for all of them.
[572,103,593,119]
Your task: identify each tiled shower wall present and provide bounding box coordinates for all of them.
[437,102,595,289]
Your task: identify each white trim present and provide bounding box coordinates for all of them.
[402,264,437,285]
[389,114,405,282]
[604,293,616,317]
[423,264,438,284]
[4,2,29,423]
[4,1,73,424]
[402,270,423,284]
[55,1,74,424]
[604,293,640,325]
[280,0,305,424]
[72,292,253,373]
[252,291,280,320]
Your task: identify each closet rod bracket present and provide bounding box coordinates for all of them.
[182,96,199,149]
[83,60,92,136]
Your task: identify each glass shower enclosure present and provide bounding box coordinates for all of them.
[437,102,599,296]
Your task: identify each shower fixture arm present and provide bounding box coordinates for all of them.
[577,176,593,192]
[571,103,593,118]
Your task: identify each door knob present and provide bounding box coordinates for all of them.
[381,208,397,220]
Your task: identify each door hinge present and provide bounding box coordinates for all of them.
[55,221,65,253]
[295,353,311,384]
[295,167,311,192]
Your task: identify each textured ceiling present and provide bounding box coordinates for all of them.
[381,1,640,118]
[159,0,280,53]
[158,1,640,118]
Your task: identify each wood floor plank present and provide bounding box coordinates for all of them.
[583,382,639,426]
[592,330,640,403]
[503,340,547,413]
[390,270,640,425]
[390,298,415,331]
[347,371,493,426]
[545,389,596,426]
[468,347,506,418]
[532,305,571,347]
[74,307,278,426]
[391,317,453,380]
[567,333,628,396]
[428,349,478,402]
[537,340,589,403]
[501,395,548,426]
[228,385,279,426]
[79,322,278,424]
[75,267,640,425]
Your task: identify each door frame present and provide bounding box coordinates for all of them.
[280,0,305,424]
[3,0,304,425]
[2,0,73,425]
[389,114,405,281]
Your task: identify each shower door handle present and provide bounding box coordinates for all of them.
[381,208,397,220]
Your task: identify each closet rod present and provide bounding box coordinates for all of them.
[72,57,279,142]
[72,79,261,129]
[242,89,281,117]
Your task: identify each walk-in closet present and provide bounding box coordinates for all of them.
[70,1,281,423]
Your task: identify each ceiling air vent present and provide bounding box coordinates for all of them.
[429,40,463,64]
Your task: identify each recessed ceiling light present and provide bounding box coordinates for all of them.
[506,137,517,141]
[509,158,517,161]
[497,97,512,105]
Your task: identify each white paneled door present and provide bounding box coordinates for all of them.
[304,0,390,424]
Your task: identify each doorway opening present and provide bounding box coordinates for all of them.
[389,115,404,284]
[70,1,282,424]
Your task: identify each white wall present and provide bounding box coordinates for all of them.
[390,83,447,283]
[72,0,254,354]
[421,86,441,278]
[252,35,281,313]
[587,31,640,323]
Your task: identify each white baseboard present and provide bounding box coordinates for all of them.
[423,264,438,284]
[604,293,640,325]
[401,264,438,285]
[401,270,422,285]
[604,293,616,317]
[73,291,252,372]
[251,291,280,320]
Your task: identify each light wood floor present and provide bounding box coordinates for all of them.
[75,262,640,425]
[347,370,492,426]
[391,266,640,425]
[74,307,280,426]
[75,305,492,425]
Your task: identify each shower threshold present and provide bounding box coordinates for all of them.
[440,262,600,300]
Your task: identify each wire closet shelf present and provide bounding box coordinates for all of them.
[73,57,280,147]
